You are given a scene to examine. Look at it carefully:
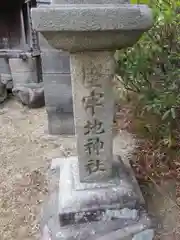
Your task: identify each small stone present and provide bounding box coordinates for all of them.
[12,82,45,108]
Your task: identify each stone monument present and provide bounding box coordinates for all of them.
[32,1,154,239]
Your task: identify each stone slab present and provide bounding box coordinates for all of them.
[52,0,129,4]
[32,5,152,32]
[9,58,38,87]
[41,50,70,74]
[57,156,142,216]
[40,156,154,240]
[40,31,145,52]
[41,49,74,135]
[32,4,152,52]
[47,108,74,135]
[10,72,38,87]
[43,73,73,109]
[43,73,74,135]
[9,58,37,73]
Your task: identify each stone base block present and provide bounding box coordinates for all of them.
[47,109,74,135]
[40,156,155,240]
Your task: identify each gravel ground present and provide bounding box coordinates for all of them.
[0,98,76,240]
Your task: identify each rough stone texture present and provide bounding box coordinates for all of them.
[41,31,144,53]
[40,156,154,240]
[41,50,74,135]
[57,156,142,214]
[70,51,115,181]
[12,82,45,108]
[32,5,153,52]
[32,5,152,32]
[52,0,129,4]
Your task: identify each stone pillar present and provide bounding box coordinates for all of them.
[71,51,115,182]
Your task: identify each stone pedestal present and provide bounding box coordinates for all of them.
[41,156,154,240]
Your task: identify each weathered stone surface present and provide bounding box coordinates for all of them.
[33,5,152,32]
[52,0,129,4]
[57,156,142,215]
[32,4,153,52]
[41,50,74,135]
[70,51,115,181]
[40,156,154,240]
[12,82,45,108]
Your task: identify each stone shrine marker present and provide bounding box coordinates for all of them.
[32,1,155,239]
[72,52,115,182]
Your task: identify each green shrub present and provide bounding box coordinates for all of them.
[117,0,180,147]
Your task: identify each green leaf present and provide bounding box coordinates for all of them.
[171,108,176,119]
[162,110,171,121]
[130,0,149,4]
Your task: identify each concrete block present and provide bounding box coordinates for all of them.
[41,50,70,74]
[9,58,37,73]
[10,72,38,87]
[43,73,74,135]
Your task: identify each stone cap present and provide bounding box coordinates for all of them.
[32,4,153,32]
[52,0,129,4]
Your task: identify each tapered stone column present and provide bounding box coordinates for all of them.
[32,2,155,239]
